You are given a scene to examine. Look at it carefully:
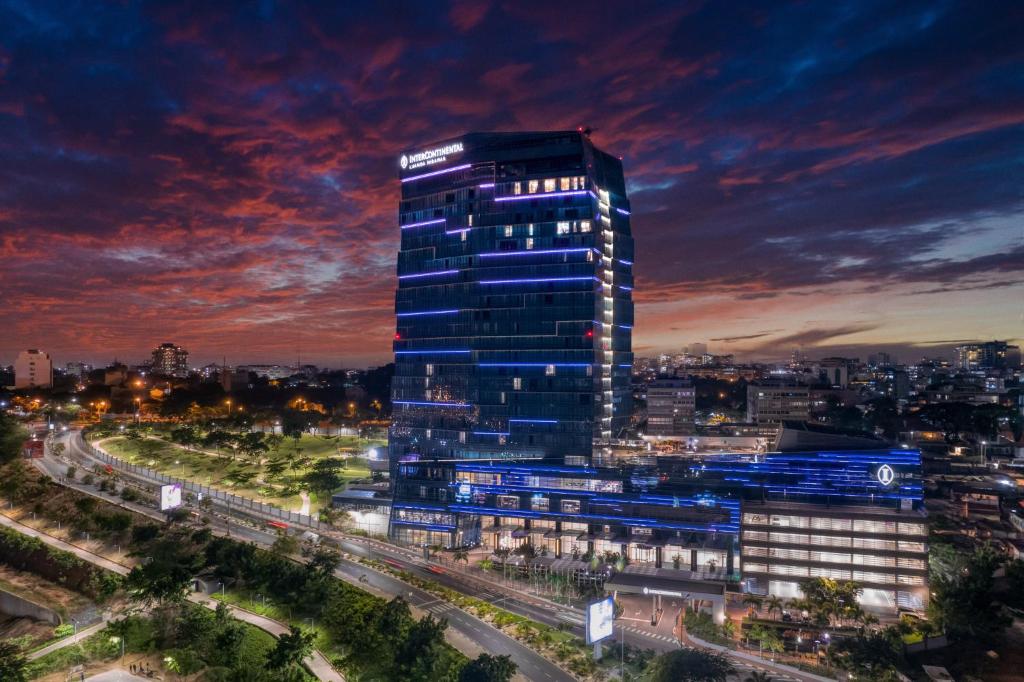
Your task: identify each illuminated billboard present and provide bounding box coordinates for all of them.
[586,596,615,644]
[160,483,182,511]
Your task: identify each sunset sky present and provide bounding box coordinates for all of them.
[1,1,1021,368]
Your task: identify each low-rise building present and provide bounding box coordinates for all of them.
[746,383,809,424]
[645,378,695,437]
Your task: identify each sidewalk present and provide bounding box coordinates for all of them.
[28,617,111,661]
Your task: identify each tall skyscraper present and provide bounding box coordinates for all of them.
[389,131,634,481]
[151,342,189,377]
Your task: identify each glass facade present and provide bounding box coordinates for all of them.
[389,131,634,482]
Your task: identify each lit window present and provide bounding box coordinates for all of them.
[580,220,591,233]
[504,226,513,237]
[545,364,555,376]
[544,178,556,192]
[513,182,522,195]
[425,364,434,376]
[557,221,570,235]
[461,230,467,242]
[560,177,571,190]
[459,431,466,443]
[513,377,522,390]
[468,214,473,226]
[526,238,534,250]
[528,223,534,236]
[528,179,539,194]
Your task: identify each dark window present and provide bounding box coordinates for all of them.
[445,193,455,203]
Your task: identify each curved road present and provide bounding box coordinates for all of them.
[46,431,573,682]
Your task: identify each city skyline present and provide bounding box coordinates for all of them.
[2,2,1022,367]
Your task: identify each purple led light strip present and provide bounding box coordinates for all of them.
[401,163,472,183]
[400,218,446,230]
[398,269,458,280]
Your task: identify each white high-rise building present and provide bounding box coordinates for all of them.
[15,349,53,388]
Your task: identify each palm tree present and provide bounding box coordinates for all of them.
[453,548,469,565]
[765,595,783,621]
[742,594,763,618]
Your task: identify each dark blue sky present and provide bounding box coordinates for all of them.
[0,0,1021,366]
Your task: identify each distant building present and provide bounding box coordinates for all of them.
[646,378,695,437]
[746,383,810,424]
[688,342,708,357]
[104,363,128,386]
[14,349,52,388]
[221,368,250,392]
[818,357,852,388]
[868,352,894,367]
[954,341,1021,371]
[236,364,295,380]
[65,361,93,379]
[151,343,189,377]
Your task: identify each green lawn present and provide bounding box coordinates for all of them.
[97,433,379,514]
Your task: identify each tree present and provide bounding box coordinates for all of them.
[742,594,763,618]
[744,673,772,682]
[646,647,734,682]
[302,457,346,496]
[0,641,28,682]
[126,529,204,605]
[453,548,469,565]
[765,595,783,621]
[928,542,1009,644]
[265,625,315,670]
[307,546,341,577]
[459,653,517,682]
[829,629,901,680]
[799,577,862,627]
[396,614,452,680]
[271,532,300,556]
[0,413,27,464]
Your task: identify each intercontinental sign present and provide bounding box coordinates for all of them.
[400,141,464,171]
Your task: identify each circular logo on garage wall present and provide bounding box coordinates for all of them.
[876,464,895,486]
[399,154,409,169]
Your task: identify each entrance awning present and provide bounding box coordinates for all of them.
[603,573,725,599]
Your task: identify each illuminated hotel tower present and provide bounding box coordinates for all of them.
[389,131,634,473]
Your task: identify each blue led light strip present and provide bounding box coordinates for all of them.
[394,350,471,354]
[509,418,558,424]
[394,400,473,408]
[401,218,446,230]
[446,227,471,235]
[479,182,495,189]
[396,309,460,317]
[478,247,592,258]
[616,208,631,216]
[473,431,510,436]
[480,276,597,285]
[401,163,472,183]
[494,190,589,202]
[398,269,459,280]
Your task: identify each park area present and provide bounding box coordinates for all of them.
[90,426,384,515]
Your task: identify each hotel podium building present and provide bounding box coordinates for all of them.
[387,131,927,613]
